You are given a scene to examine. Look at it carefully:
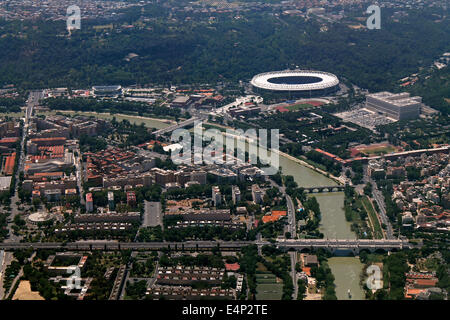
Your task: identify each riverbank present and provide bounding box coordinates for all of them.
[203,121,344,186]
[35,111,365,299]
[38,110,176,129]
[361,196,384,239]
[275,150,344,185]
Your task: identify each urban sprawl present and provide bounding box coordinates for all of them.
[0,0,448,303]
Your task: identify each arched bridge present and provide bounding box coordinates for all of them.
[302,185,345,193]
[275,239,414,254]
[153,117,200,136]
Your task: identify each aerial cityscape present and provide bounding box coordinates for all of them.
[0,0,448,309]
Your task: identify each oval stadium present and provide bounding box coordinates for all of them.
[250,70,339,98]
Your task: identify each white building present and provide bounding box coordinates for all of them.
[212,186,222,207]
[251,184,264,204]
[232,185,241,205]
[108,191,115,211]
[365,92,421,120]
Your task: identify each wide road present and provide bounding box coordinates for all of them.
[362,165,394,239]
[289,251,298,299]
[0,250,4,298]
[365,167,394,239]
[268,178,296,238]
[371,184,394,239]
[25,90,43,121]
[153,117,203,136]
[286,194,296,238]
[0,251,13,300]
[0,239,415,251]
[5,91,41,243]
[74,147,85,206]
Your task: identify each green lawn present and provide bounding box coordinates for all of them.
[361,196,384,239]
[255,283,283,300]
[361,145,397,156]
[0,112,24,118]
[255,272,283,300]
[286,103,313,111]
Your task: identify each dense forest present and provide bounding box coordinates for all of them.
[0,97,25,113]
[0,4,448,92]
[407,67,450,115]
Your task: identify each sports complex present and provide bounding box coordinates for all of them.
[250,70,340,98]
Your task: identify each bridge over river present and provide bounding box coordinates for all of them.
[302,185,345,193]
[153,117,201,136]
[276,239,415,254]
[0,239,416,254]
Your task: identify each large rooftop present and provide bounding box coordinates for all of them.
[251,70,339,91]
[367,92,422,107]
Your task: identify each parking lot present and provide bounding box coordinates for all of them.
[334,107,395,131]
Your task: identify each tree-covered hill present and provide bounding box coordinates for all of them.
[0,4,448,91]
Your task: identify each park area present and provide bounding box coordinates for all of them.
[361,196,384,239]
[275,100,324,112]
[255,264,283,300]
[350,143,401,157]
[285,103,314,111]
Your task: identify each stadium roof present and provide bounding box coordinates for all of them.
[92,85,122,91]
[251,70,339,91]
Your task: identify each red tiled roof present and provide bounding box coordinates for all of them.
[414,279,438,287]
[0,137,18,143]
[405,288,424,299]
[32,172,63,177]
[262,211,287,223]
[272,211,287,217]
[314,148,336,159]
[4,152,16,175]
[302,267,311,276]
[262,215,280,223]
[31,137,66,142]
[225,263,240,271]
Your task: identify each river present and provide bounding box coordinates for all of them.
[38,111,365,300]
[327,256,365,300]
[278,156,337,188]
[278,152,365,300]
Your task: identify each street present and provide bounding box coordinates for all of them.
[0,251,14,299]
[0,91,42,298]
[371,185,394,239]
[0,239,415,251]
[75,150,85,206]
[364,165,395,239]
[5,91,41,243]
[269,179,297,239]
[290,251,298,300]
[0,250,6,299]
[286,194,296,238]
[268,178,296,238]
